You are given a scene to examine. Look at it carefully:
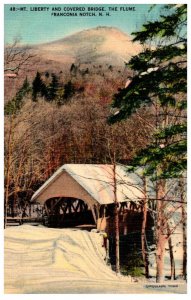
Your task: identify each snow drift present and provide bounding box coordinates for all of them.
[4,225,130,293]
[4,225,186,294]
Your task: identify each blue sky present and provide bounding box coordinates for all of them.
[4,4,163,45]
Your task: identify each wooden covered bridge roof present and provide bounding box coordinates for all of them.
[32,164,144,208]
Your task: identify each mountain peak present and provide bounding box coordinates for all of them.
[36,26,142,66]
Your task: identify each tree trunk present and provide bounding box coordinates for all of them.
[168,236,175,280]
[141,177,149,278]
[113,163,120,274]
[156,241,165,282]
[114,202,120,274]
[4,116,14,228]
[179,177,187,280]
[155,179,167,283]
[167,224,175,280]
[182,213,187,280]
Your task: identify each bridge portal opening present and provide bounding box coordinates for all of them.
[44,197,96,229]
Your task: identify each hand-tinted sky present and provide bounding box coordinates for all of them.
[4,4,163,45]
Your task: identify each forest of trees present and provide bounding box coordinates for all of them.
[109,4,187,282]
[4,4,187,282]
[4,59,153,217]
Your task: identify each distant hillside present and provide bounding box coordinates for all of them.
[5,26,141,101]
[34,26,142,66]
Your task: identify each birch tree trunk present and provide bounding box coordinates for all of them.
[141,177,149,278]
[155,179,167,283]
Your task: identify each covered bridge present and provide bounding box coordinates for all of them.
[32,164,147,234]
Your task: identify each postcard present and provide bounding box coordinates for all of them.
[3,1,187,295]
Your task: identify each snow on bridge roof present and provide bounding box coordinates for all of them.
[31,164,144,205]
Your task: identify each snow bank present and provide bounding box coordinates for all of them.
[4,225,129,293]
[4,225,186,294]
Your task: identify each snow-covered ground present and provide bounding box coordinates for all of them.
[4,225,186,294]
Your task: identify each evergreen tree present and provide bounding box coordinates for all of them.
[109,4,187,282]
[21,76,30,92]
[32,71,47,101]
[5,76,31,115]
[47,73,59,101]
[63,80,75,101]
[109,4,187,179]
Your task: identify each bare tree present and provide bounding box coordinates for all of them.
[4,39,34,228]
[113,159,120,274]
[179,177,187,280]
[4,38,34,74]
